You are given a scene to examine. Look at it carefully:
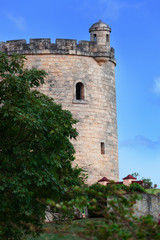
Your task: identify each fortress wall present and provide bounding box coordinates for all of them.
[25,54,118,184]
[133,193,160,221]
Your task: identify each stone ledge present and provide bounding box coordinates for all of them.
[72,99,88,104]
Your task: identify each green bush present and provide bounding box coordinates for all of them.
[129,182,146,192]
[87,182,145,217]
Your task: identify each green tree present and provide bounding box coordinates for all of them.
[0,53,84,239]
[132,173,153,189]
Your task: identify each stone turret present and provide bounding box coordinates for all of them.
[0,21,119,185]
[89,20,111,48]
[89,20,112,65]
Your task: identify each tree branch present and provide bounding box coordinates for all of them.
[16,134,31,146]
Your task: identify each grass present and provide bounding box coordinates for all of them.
[27,218,101,240]
[28,233,82,240]
[146,189,160,195]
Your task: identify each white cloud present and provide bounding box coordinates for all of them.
[152,77,160,96]
[79,0,145,21]
[97,0,144,21]
[119,135,160,149]
[6,12,26,30]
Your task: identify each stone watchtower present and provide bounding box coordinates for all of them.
[0,20,119,184]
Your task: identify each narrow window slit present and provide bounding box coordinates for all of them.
[101,142,105,154]
[106,34,109,42]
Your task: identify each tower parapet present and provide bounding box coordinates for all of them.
[0,23,116,66]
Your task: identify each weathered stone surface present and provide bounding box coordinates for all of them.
[0,39,116,64]
[134,193,160,221]
[0,21,119,184]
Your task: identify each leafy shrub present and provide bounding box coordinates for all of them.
[129,182,146,192]
[87,182,145,217]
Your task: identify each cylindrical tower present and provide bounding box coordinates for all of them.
[0,21,119,184]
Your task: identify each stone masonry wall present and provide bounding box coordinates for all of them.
[25,54,118,184]
[133,193,160,221]
[0,36,118,185]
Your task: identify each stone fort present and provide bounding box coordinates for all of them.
[0,20,119,184]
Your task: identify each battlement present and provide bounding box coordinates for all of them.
[0,38,116,64]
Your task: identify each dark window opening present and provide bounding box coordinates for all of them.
[101,142,105,154]
[76,82,84,100]
[93,34,97,41]
[106,34,109,42]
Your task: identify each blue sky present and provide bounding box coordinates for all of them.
[1,0,160,187]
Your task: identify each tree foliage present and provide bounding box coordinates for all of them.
[86,183,145,218]
[132,173,153,189]
[0,53,84,239]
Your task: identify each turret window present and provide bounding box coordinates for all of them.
[106,34,109,42]
[93,34,97,41]
[76,82,84,100]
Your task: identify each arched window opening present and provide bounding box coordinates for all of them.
[76,82,84,100]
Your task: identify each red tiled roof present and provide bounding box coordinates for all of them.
[98,177,110,182]
[108,181,123,185]
[131,180,143,184]
[123,174,137,180]
[114,181,123,185]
